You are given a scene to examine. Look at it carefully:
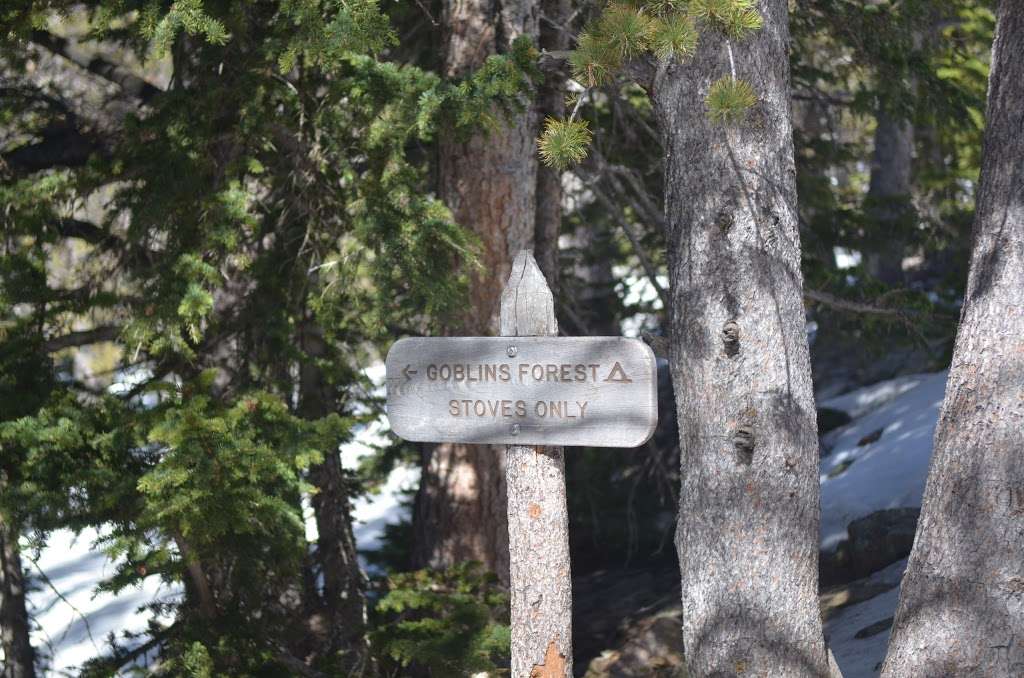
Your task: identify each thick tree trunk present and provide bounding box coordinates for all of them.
[298,321,371,674]
[651,2,832,675]
[0,516,35,678]
[864,110,915,286]
[413,0,540,585]
[880,5,1024,675]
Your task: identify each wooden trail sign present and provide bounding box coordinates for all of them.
[385,336,657,447]
[384,250,658,678]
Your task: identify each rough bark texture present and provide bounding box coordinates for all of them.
[880,5,1024,675]
[864,110,915,286]
[298,321,371,674]
[0,516,35,678]
[413,0,540,585]
[502,251,572,678]
[651,2,832,675]
[533,0,571,292]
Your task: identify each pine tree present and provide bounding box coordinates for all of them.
[412,0,543,587]
[541,0,834,672]
[1,1,536,673]
[880,2,1024,673]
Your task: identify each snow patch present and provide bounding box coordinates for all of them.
[819,371,947,551]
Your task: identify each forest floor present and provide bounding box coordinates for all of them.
[25,369,947,676]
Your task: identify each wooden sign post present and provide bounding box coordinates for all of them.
[385,250,657,677]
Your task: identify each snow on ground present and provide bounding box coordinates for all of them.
[817,371,947,678]
[819,371,947,551]
[26,529,177,676]
[27,362,415,675]
[24,363,949,675]
[825,559,907,678]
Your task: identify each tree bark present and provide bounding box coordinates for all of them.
[864,110,915,286]
[413,0,540,585]
[298,320,371,675]
[501,251,571,678]
[533,0,571,291]
[650,2,832,674]
[0,515,35,678]
[880,4,1024,675]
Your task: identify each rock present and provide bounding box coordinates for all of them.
[856,427,884,446]
[583,611,687,678]
[817,407,853,436]
[826,458,856,479]
[854,616,894,639]
[846,508,920,578]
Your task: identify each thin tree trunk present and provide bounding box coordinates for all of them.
[502,251,572,678]
[864,110,914,286]
[650,2,832,674]
[880,4,1024,675]
[0,515,35,678]
[413,0,540,585]
[534,0,571,291]
[298,320,371,674]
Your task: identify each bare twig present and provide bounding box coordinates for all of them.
[26,553,100,653]
[591,186,669,309]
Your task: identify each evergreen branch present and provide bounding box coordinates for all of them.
[84,626,173,674]
[30,31,164,103]
[43,326,122,353]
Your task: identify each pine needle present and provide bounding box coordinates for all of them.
[647,13,699,61]
[706,77,757,124]
[538,117,593,170]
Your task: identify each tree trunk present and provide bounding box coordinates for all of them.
[880,4,1024,675]
[298,320,371,674]
[502,251,572,678]
[651,2,832,674]
[864,110,915,286]
[0,515,35,678]
[533,0,571,292]
[413,0,540,585]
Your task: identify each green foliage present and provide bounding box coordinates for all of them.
[569,32,623,87]
[552,0,765,167]
[600,3,655,59]
[143,0,230,55]
[538,117,593,170]
[1,0,541,672]
[648,12,699,61]
[690,0,763,39]
[372,562,511,675]
[705,76,757,124]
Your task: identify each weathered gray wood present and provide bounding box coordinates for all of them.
[384,336,657,447]
[880,5,1024,675]
[502,250,572,678]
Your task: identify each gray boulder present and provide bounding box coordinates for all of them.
[846,508,920,579]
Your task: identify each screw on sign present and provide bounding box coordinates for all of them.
[385,250,657,677]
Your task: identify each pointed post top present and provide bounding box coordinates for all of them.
[500,250,558,338]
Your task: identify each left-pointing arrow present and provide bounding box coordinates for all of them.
[403,365,418,381]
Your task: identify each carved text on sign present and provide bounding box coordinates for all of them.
[385,337,657,447]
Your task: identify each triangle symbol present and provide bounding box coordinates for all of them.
[603,361,633,383]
